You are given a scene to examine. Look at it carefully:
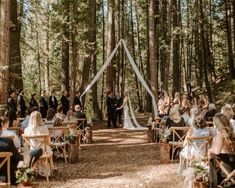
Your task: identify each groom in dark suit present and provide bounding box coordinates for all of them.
[106,91,117,128]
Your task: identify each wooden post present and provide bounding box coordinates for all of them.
[85,127,92,144]
[193,181,207,188]
[68,143,79,163]
[148,124,155,142]
[160,142,170,163]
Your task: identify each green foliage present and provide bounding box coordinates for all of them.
[15,167,37,184]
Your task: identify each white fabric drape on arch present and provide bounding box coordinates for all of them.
[80,39,158,117]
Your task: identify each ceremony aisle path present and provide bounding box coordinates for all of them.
[37,128,184,188]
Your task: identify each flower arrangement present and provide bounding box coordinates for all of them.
[157,127,171,142]
[183,161,209,188]
[16,167,37,185]
[66,134,77,144]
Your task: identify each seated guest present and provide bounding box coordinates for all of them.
[187,105,200,127]
[179,115,211,173]
[166,106,185,128]
[181,96,191,125]
[231,104,235,129]
[0,116,21,149]
[64,110,77,123]
[24,111,53,177]
[55,105,65,121]
[0,119,42,185]
[73,105,87,127]
[205,103,217,121]
[21,106,39,131]
[44,108,56,128]
[208,113,235,187]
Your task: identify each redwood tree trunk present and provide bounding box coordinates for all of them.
[106,0,115,91]
[61,1,70,93]
[9,0,23,90]
[0,0,10,108]
[148,0,158,104]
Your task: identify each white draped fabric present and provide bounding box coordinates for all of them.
[80,39,158,117]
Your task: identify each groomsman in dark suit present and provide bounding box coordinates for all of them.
[39,90,48,118]
[49,89,58,112]
[61,90,70,115]
[106,91,117,128]
[17,89,27,118]
[74,91,82,108]
[7,90,17,127]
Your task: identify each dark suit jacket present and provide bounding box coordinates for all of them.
[73,111,87,127]
[7,97,17,114]
[49,95,58,112]
[107,96,116,113]
[74,96,82,107]
[0,138,23,184]
[29,98,38,108]
[61,95,70,115]
[17,94,26,117]
[39,96,48,118]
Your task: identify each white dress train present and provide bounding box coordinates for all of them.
[123,97,147,130]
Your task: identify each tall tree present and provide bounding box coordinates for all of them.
[148,0,158,103]
[0,0,10,110]
[61,0,70,93]
[9,0,23,90]
[106,0,115,91]
[225,0,235,79]
[172,0,181,94]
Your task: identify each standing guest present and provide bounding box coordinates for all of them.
[74,91,82,108]
[39,90,48,118]
[17,89,27,118]
[0,116,21,149]
[7,89,17,127]
[60,90,70,115]
[49,89,58,112]
[106,91,117,128]
[115,92,123,127]
[29,93,39,108]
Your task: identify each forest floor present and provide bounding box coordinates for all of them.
[34,121,185,188]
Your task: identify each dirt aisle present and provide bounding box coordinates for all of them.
[37,128,184,188]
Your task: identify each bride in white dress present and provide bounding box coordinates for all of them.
[117,92,147,130]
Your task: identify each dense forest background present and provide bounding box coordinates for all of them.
[0,0,235,120]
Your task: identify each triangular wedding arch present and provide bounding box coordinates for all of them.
[80,39,158,117]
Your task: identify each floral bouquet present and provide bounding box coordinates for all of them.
[16,167,37,185]
[183,160,209,188]
[157,127,171,143]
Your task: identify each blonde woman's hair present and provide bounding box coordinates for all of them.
[221,106,234,120]
[169,106,181,122]
[213,113,235,152]
[28,111,43,135]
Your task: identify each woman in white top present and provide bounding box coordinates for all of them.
[24,111,53,176]
[0,116,21,149]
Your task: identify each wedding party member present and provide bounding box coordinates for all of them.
[29,93,39,108]
[17,89,27,118]
[74,91,82,108]
[0,116,21,149]
[115,92,123,127]
[49,89,58,112]
[106,91,117,128]
[39,90,48,118]
[7,90,17,127]
[60,90,70,115]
